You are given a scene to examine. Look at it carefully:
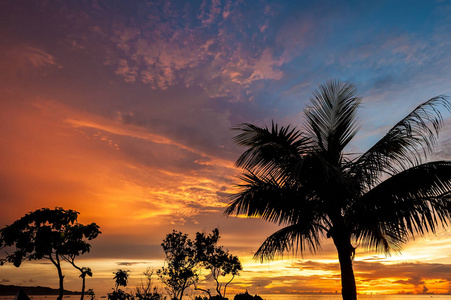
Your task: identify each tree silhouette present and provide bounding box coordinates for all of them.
[158,229,241,300]
[108,269,132,300]
[0,208,100,300]
[225,80,451,300]
[158,231,198,300]
[114,269,130,289]
[194,229,242,299]
[135,268,165,300]
[79,268,93,300]
[63,254,92,300]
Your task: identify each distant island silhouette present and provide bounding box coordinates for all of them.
[0,284,81,296]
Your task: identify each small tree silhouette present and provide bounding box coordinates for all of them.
[158,231,197,300]
[195,229,242,299]
[114,269,130,289]
[158,229,242,300]
[135,268,165,300]
[63,255,93,300]
[108,269,132,300]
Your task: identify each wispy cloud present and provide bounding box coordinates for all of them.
[105,1,304,98]
[0,45,59,77]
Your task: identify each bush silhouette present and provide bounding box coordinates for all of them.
[234,291,262,300]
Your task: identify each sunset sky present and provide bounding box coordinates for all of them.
[1,0,451,296]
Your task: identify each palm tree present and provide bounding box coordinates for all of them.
[225,80,451,300]
[114,269,130,289]
[62,254,92,300]
[79,267,93,300]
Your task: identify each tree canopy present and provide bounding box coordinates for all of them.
[0,207,101,300]
[194,229,242,298]
[158,231,198,300]
[158,229,242,300]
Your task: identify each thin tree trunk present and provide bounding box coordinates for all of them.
[334,238,357,300]
[52,255,65,300]
[62,256,88,300]
[215,273,222,297]
[223,274,235,299]
[179,280,188,300]
[80,276,85,300]
[48,255,65,300]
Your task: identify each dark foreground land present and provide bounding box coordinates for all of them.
[0,284,81,296]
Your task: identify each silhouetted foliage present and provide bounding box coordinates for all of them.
[0,207,101,300]
[108,290,132,300]
[225,80,451,300]
[210,295,227,300]
[158,229,242,300]
[233,291,262,300]
[114,270,131,288]
[194,229,242,299]
[157,231,198,300]
[87,289,95,300]
[109,269,132,300]
[64,256,92,300]
[135,268,166,300]
[78,267,92,300]
[108,270,131,300]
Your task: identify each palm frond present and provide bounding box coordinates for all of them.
[254,222,326,261]
[353,221,407,254]
[353,161,451,253]
[352,96,451,188]
[225,172,321,226]
[305,80,361,164]
[233,122,311,180]
[228,79,450,268]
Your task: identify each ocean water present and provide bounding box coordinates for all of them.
[261,295,450,300]
[1,295,449,300]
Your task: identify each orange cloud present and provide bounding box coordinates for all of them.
[0,95,237,239]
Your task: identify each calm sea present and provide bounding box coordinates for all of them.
[261,295,450,300]
[1,295,449,300]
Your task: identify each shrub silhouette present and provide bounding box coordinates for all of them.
[233,291,262,300]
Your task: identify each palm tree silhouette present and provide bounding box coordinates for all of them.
[114,269,130,289]
[225,80,451,300]
[79,267,92,300]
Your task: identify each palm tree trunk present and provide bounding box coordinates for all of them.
[333,237,357,300]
